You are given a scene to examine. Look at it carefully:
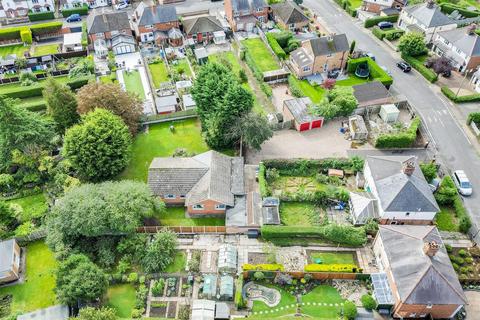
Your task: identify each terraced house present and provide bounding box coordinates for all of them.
[147,151,245,216]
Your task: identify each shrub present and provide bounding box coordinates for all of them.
[28,11,55,21]
[454,196,472,233]
[402,55,438,83]
[304,264,361,273]
[435,176,457,206]
[450,255,465,265]
[398,33,427,57]
[20,29,32,44]
[467,112,480,125]
[127,272,138,283]
[242,264,285,271]
[261,224,367,247]
[419,163,437,182]
[258,162,270,197]
[465,257,474,264]
[445,244,453,253]
[253,271,265,281]
[364,15,399,28]
[361,294,377,310]
[441,86,480,103]
[440,3,480,18]
[263,157,364,176]
[62,4,89,17]
[375,117,420,148]
[342,300,357,320]
[239,69,248,83]
[152,278,165,296]
[266,33,286,59]
[234,277,245,309]
[288,75,303,97]
[346,57,393,87]
[458,249,468,257]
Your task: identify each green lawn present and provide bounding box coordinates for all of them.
[148,62,169,88]
[289,77,325,103]
[156,207,225,226]
[242,38,280,72]
[119,119,210,181]
[348,0,363,9]
[33,44,59,57]
[0,241,57,314]
[301,285,345,319]
[99,75,118,84]
[251,285,297,318]
[337,75,369,86]
[165,251,187,273]
[310,252,356,265]
[436,206,458,232]
[0,44,31,59]
[172,59,192,78]
[6,193,48,222]
[106,284,136,319]
[280,202,324,226]
[18,96,47,110]
[123,70,145,100]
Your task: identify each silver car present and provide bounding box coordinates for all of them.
[453,170,472,196]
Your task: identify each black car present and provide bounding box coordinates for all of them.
[396,61,411,72]
[377,21,394,29]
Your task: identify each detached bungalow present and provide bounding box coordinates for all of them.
[182,15,224,44]
[271,1,309,32]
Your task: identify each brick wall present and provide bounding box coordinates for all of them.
[187,199,226,215]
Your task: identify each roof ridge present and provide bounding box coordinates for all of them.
[381,225,433,240]
[430,263,468,303]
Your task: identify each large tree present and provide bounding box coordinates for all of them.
[70,307,116,320]
[63,108,132,182]
[43,77,79,133]
[227,112,273,155]
[312,86,358,120]
[46,180,160,261]
[0,96,55,171]
[191,63,254,149]
[56,254,108,305]
[398,32,427,57]
[141,229,177,273]
[76,82,142,135]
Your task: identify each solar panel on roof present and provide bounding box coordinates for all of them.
[371,273,394,305]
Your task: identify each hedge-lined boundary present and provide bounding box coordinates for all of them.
[0,21,63,41]
[364,15,399,28]
[372,27,404,41]
[439,3,480,18]
[346,57,393,87]
[0,76,91,99]
[333,0,357,17]
[266,33,286,60]
[467,112,480,125]
[304,264,361,273]
[402,55,438,83]
[375,117,421,148]
[62,4,89,17]
[261,224,367,247]
[441,86,480,103]
[28,11,55,22]
[258,162,269,197]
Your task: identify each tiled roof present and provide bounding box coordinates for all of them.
[87,10,130,34]
[183,16,223,35]
[134,2,177,26]
[308,34,349,57]
[272,1,309,25]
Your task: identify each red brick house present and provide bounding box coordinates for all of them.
[224,0,269,32]
[86,10,133,44]
[148,151,245,216]
[182,15,224,44]
[131,2,180,45]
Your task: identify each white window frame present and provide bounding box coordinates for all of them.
[215,204,226,210]
[192,204,204,210]
[164,194,176,199]
[303,66,310,72]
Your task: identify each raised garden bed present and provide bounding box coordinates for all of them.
[167,301,177,318]
[150,302,167,317]
[165,277,179,297]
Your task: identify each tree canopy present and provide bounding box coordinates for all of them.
[227,112,273,153]
[70,307,116,320]
[312,86,358,120]
[191,63,254,149]
[0,96,55,171]
[63,108,132,182]
[56,254,108,305]
[76,82,143,135]
[43,77,79,133]
[141,229,178,273]
[398,32,427,57]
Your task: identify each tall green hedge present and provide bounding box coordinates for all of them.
[364,15,399,28]
[266,33,286,60]
[0,27,25,41]
[402,55,438,83]
[346,57,393,87]
[439,3,480,18]
[441,86,480,103]
[234,277,245,309]
[261,224,367,247]
[62,4,89,17]
[21,30,33,44]
[467,112,480,125]
[1,76,91,99]
[375,117,421,148]
[258,162,270,197]
[372,27,404,41]
[263,157,364,176]
[28,11,55,22]
[30,22,63,37]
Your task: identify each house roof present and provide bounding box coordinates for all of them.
[111,34,136,47]
[134,2,177,26]
[272,1,309,25]
[290,47,313,67]
[284,97,322,124]
[17,305,69,320]
[378,225,467,305]
[436,27,480,58]
[148,151,244,207]
[352,81,392,107]
[192,299,215,320]
[0,239,16,276]
[366,156,439,213]
[183,16,223,35]
[404,3,455,28]
[307,34,349,57]
[87,10,130,34]
[232,0,267,14]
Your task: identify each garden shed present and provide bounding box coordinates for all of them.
[194,47,208,65]
[218,244,237,273]
[192,299,215,320]
[213,31,226,45]
[263,68,290,83]
[349,191,378,225]
[283,97,324,132]
[219,275,234,300]
[379,104,400,123]
[262,197,280,225]
[202,274,218,299]
[17,305,69,320]
[182,94,196,110]
[348,115,368,140]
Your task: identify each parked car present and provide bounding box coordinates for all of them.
[327,69,340,79]
[453,170,472,196]
[66,13,81,22]
[396,61,411,72]
[377,21,394,29]
[115,1,129,9]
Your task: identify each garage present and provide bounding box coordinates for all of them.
[283,97,324,132]
[112,34,136,56]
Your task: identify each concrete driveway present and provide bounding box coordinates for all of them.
[465,290,480,320]
[246,120,350,164]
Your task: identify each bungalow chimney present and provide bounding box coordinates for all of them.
[426,0,435,9]
[423,241,440,257]
[402,160,415,176]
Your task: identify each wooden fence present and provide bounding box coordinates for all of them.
[137,226,227,234]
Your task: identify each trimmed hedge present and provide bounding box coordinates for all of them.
[242,264,285,271]
[375,117,421,148]
[266,33,286,60]
[372,27,404,41]
[454,195,472,233]
[439,3,480,18]
[288,75,303,98]
[258,162,269,197]
[467,112,480,125]
[0,27,24,41]
[364,15,399,28]
[441,86,480,103]
[28,11,55,22]
[0,22,63,41]
[62,4,89,17]
[402,55,438,83]
[21,30,33,44]
[304,264,361,273]
[346,57,393,87]
[261,224,367,247]
[263,158,364,175]
[0,76,91,99]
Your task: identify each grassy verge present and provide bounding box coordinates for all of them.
[165,251,187,273]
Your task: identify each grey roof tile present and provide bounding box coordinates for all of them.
[272,1,309,25]
[404,3,454,28]
[183,16,223,35]
[87,11,131,34]
[309,34,349,56]
[135,2,177,26]
[0,239,15,275]
[437,27,480,57]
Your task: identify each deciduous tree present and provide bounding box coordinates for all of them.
[312,86,358,120]
[398,32,427,57]
[70,307,116,320]
[227,112,273,155]
[63,108,132,182]
[76,82,142,134]
[141,230,177,273]
[43,77,79,133]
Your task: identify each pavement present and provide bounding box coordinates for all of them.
[465,291,480,320]
[305,0,480,242]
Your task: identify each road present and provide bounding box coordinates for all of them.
[304,0,480,241]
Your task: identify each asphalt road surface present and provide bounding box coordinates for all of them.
[304,0,480,241]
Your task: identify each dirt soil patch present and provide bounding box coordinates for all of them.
[248,252,269,264]
[167,301,177,318]
[150,304,167,318]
